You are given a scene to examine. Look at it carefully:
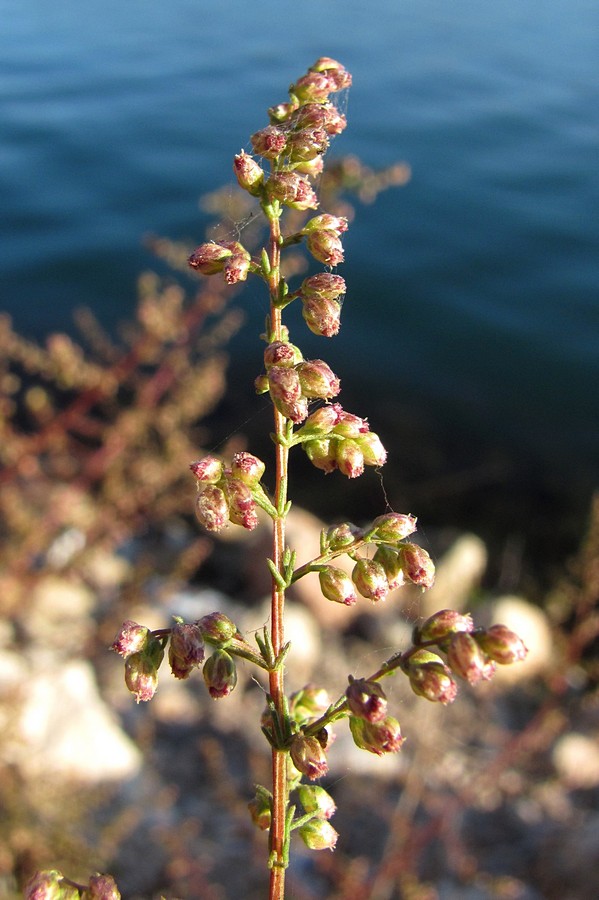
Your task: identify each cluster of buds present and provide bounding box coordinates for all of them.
[301,213,348,267]
[256,338,340,423]
[189,451,267,532]
[187,239,251,284]
[294,402,387,478]
[111,611,243,703]
[345,668,404,757]
[24,870,120,900]
[394,609,529,704]
[299,272,346,338]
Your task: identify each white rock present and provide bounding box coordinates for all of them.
[552,733,599,789]
[12,660,141,782]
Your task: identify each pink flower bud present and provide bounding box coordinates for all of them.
[298,784,336,820]
[233,150,264,195]
[203,649,237,698]
[197,611,239,646]
[298,402,342,436]
[332,409,368,437]
[476,624,528,665]
[372,545,405,591]
[263,340,303,369]
[298,819,339,851]
[352,558,389,601]
[290,734,329,780]
[111,620,150,658]
[349,715,404,755]
[223,253,250,284]
[195,484,229,532]
[301,272,346,301]
[292,71,334,103]
[371,512,417,542]
[335,438,364,478]
[415,609,474,645]
[225,476,259,530]
[447,632,496,685]
[188,242,232,275]
[306,230,344,266]
[407,649,458,704]
[250,124,287,159]
[294,155,325,177]
[356,431,387,467]
[168,622,205,679]
[87,874,121,899]
[296,359,341,399]
[346,677,388,722]
[302,214,348,235]
[189,455,223,484]
[304,437,337,473]
[286,127,329,162]
[319,566,358,606]
[268,100,299,123]
[399,543,436,589]
[24,870,78,900]
[266,172,319,210]
[124,638,164,703]
[268,365,309,423]
[302,296,341,337]
[230,451,265,485]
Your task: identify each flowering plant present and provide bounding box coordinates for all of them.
[27,58,527,900]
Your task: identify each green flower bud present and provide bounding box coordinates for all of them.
[233,150,264,195]
[304,437,337,473]
[356,431,387,467]
[268,365,309,423]
[290,685,331,723]
[24,870,79,900]
[248,786,272,831]
[301,272,346,301]
[168,622,205,680]
[297,784,337,820]
[414,609,474,645]
[372,545,405,591]
[230,451,266,486]
[197,611,239,646]
[301,214,348,235]
[296,403,342,437]
[124,636,164,703]
[266,172,319,210]
[298,818,339,851]
[352,558,389,601]
[399,543,435,589]
[296,359,340,399]
[476,624,528,665]
[370,512,417,543]
[349,715,404,755]
[188,242,232,275]
[346,677,388,722]
[335,438,364,478]
[306,230,344,266]
[302,295,341,337]
[285,126,329,162]
[319,566,358,606]
[189,455,224,484]
[289,734,329,780]
[324,521,362,551]
[407,649,458,704]
[111,620,150,658]
[447,632,496,685]
[331,409,368,438]
[263,340,303,369]
[203,649,238,698]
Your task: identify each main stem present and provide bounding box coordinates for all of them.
[267,212,289,900]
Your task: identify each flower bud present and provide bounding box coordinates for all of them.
[371,512,417,543]
[86,874,121,899]
[203,649,238,698]
[24,870,79,900]
[349,715,404,755]
[291,71,334,103]
[233,150,265,195]
[195,484,229,532]
[298,819,339,851]
[447,632,496,685]
[290,684,331,723]
[168,622,205,679]
[268,100,299,123]
[223,252,250,284]
[306,230,344,266]
[255,373,269,394]
[263,340,303,369]
[293,155,325,177]
[225,476,259,530]
[111,620,150,658]
[296,359,340,399]
[476,624,528,665]
[407,649,458,705]
[250,124,287,159]
[189,455,223,484]
[124,636,164,703]
[335,438,364,478]
[298,784,336,820]
[286,126,329,162]
[188,242,232,275]
[248,788,272,831]
[197,611,239,646]
[289,733,329,780]
[399,543,435,589]
[301,272,346,301]
[352,558,389,601]
[319,566,358,606]
[372,545,405,591]
[346,677,387,722]
[302,214,348,235]
[266,172,319,210]
[304,437,337,473]
[230,451,265,486]
[332,409,368,437]
[356,431,387,467]
[297,403,342,436]
[324,521,362,551]
[302,296,341,337]
[414,609,474,645]
[268,365,308,423]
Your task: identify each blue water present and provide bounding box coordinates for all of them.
[1,0,598,497]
